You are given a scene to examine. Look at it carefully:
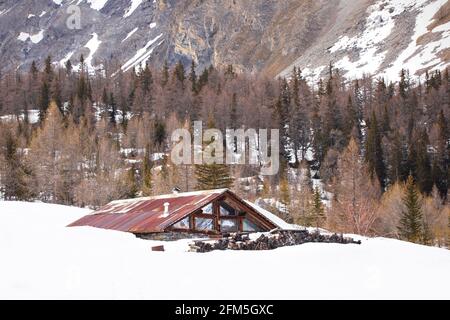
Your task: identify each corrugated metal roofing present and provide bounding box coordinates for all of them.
[68,189,226,233]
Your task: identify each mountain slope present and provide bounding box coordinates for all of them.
[1,201,449,299]
[0,0,449,80]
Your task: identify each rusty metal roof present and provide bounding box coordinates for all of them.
[68,189,228,233]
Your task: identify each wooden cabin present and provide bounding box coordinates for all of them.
[68,189,291,240]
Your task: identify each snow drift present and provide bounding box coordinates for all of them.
[0,201,449,299]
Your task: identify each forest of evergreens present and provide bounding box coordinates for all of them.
[0,56,448,246]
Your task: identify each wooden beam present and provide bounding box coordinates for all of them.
[193,213,216,219]
[213,200,220,232]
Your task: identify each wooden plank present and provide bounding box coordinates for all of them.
[193,213,215,219]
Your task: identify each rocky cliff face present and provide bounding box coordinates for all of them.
[0,0,449,81]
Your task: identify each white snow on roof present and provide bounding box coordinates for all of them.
[27,14,35,19]
[150,22,157,29]
[39,11,47,17]
[244,200,296,230]
[121,33,163,72]
[52,0,63,4]
[124,0,144,18]
[121,27,138,42]
[109,188,228,205]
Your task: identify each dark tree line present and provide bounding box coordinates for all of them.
[0,55,448,245]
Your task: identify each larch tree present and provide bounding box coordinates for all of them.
[28,101,66,202]
[329,138,381,235]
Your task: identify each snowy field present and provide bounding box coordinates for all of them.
[0,201,449,300]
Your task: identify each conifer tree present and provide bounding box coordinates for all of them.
[161,60,169,87]
[434,110,448,199]
[415,129,432,195]
[141,144,153,196]
[195,116,234,190]
[173,60,185,87]
[65,59,72,76]
[38,81,50,124]
[125,164,139,199]
[230,92,238,128]
[398,175,424,243]
[189,60,197,93]
[109,92,117,125]
[2,128,30,200]
[365,112,386,189]
[310,186,325,228]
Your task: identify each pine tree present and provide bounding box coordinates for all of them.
[141,63,153,94]
[195,116,234,190]
[2,129,30,200]
[434,110,448,199]
[173,60,185,87]
[230,92,238,128]
[65,59,72,75]
[198,67,209,91]
[195,163,234,190]
[44,55,53,81]
[398,175,424,243]
[365,112,386,189]
[399,69,409,99]
[109,92,117,125]
[161,60,169,87]
[415,129,432,195]
[189,60,197,93]
[38,81,50,124]
[141,144,153,196]
[125,164,138,199]
[310,186,325,228]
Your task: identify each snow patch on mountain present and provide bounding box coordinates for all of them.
[120,33,164,72]
[17,29,45,44]
[59,50,75,67]
[121,27,138,42]
[86,0,110,11]
[379,0,450,81]
[83,33,102,71]
[328,0,449,81]
[124,0,144,18]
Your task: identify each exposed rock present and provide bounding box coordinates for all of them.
[0,0,448,79]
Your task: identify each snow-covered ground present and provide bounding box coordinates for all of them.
[0,201,449,299]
